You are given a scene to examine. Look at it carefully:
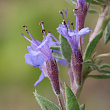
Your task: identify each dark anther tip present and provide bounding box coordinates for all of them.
[63,20,66,25]
[71,22,73,25]
[23,25,27,28]
[59,10,63,14]
[25,29,28,31]
[39,21,44,25]
[41,29,45,33]
[74,8,78,12]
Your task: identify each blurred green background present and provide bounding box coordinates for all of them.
[0,0,110,110]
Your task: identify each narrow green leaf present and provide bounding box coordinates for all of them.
[96,0,108,5]
[66,0,76,6]
[82,60,99,71]
[34,90,48,110]
[88,9,98,14]
[52,51,64,60]
[80,104,85,110]
[34,90,59,110]
[100,64,110,69]
[88,75,110,79]
[104,21,110,44]
[65,85,80,110]
[50,46,60,50]
[86,0,101,5]
[60,35,72,63]
[101,15,110,31]
[99,70,110,74]
[83,30,103,61]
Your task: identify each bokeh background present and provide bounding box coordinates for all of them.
[0,0,110,110]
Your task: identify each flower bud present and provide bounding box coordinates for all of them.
[46,60,60,95]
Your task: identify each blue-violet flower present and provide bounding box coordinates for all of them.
[22,22,68,95]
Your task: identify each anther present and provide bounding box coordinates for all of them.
[71,22,73,25]
[25,29,28,32]
[41,29,45,33]
[39,21,44,25]
[73,8,78,13]
[23,25,27,28]
[59,10,63,14]
[63,20,66,25]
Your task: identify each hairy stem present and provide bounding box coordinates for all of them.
[57,95,64,110]
[90,6,109,41]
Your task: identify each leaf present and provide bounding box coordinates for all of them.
[34,90,59,110]
[80,104,85,110]
[100,64,110,69]
[60,35,72,63]
[50,46,60,50]
[66,0,76,6]
[88,74,110,79]
[65,85,80,110]
[82,60,99,71]
[88,9,98,14]
[99,70,110,74]
[104,21,110,44]
[83,30,103,61]
[101,15,110,31]
[86,0,101,5]
[52,51,64,60]
[95,0,108,5]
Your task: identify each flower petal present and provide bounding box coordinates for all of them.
[78,27,90,36]
[56,58,69,65]
[34,70,45,86]
[25,53,44,68]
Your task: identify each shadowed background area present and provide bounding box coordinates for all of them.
[0,0,110,110]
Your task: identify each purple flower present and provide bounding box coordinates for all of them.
[57,10,90,56]
[78,0,86,8]
[57,10,90,95]
[22,22,68,95]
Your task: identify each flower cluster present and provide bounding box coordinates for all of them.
[21,0,110,109]
[22,7,90,96]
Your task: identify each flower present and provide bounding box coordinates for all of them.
[22,22,68,95]
[57,10,90,96]
[57,10,90,56]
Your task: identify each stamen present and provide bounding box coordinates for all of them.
[39,21,44,29]
[48,32,60,44]
[63,20,66,25]
[41,29,45,33]
[21,33,38,47]
[59,10,65,20]
[71,22,75,32]
[39,21,46,38]
[23,25,38,44]
[63,9,71,30]
[73,9,78,33]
